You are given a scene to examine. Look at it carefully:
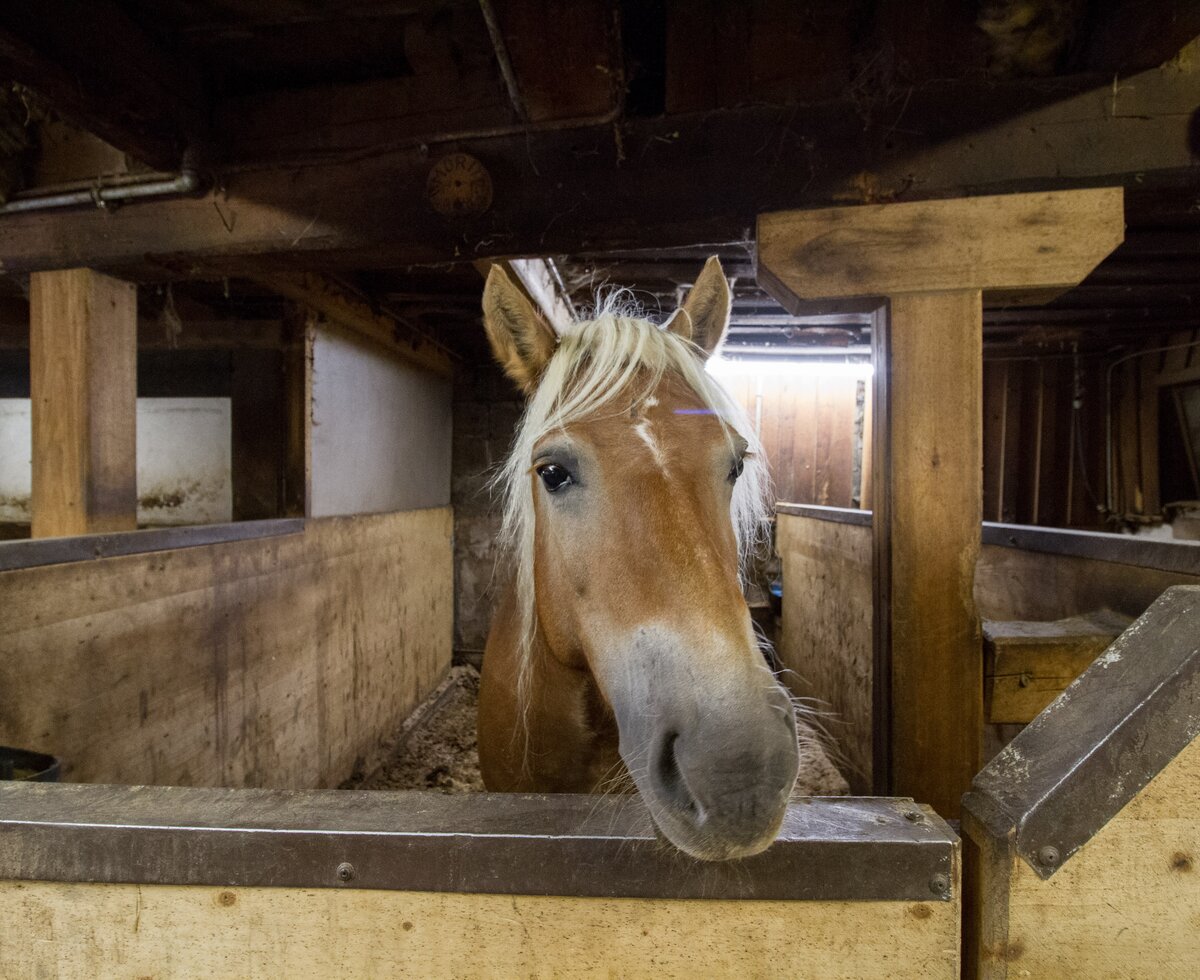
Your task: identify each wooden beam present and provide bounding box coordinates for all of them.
[0,63,1193,275]
[29,268,136,537]
[252,272,453,379]
[760,189,1126,818]
[758,188,1125,307]
[0,1,207,171]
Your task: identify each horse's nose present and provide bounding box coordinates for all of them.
[646,683,799,858]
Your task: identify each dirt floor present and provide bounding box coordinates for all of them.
[345,664,849,796]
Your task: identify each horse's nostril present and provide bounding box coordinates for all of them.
[654,731,698,817]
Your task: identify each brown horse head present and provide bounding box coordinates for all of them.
[479,258,800,861]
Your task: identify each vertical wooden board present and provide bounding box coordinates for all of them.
[860,378,873,509]
[1138,353,1161,517]
[0,509,453,789]
[777,514,873,792]
[979,737,1200,979]
[0,882,960,980]
[775,375,800,503]
[283,312,313,517]
[760,375,785,497]
[791,377,819,504]
[982,362,1007,523]
[882,290,983,818]
[231,348,285,521]
[29,268,137,537]
[825,377,859,507]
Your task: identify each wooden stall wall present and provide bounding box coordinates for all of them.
[0,508,453,788]
[982,356,1106,530]
[776,510,1200,794]
[775,510,872,793]
[724,371,865,508]
[1110,328,1200,528]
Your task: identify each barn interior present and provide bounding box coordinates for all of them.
[1,0,1199,828]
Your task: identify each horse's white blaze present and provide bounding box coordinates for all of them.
[633,418,669,473]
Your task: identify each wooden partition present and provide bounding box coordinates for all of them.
[963,586,1200,979]
[775,505,1200,793]
[0,788,960,978]
[0,508,452,788]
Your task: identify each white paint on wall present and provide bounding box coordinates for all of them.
[311,329,452,517]
[0,399,31,522]
[0,397,232,526]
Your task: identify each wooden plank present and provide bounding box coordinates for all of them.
[972,736,1200,979]
[0,878,960,980]
[825,377,858,507]
[282,309,313,518]
[759,188,1125,305]
[0,1,206,170]
[777,513,873,794]
[982,611,1133,724]
[29,268,136,538]
[253,272,453,379]
[0,508,453,789]
[879,290,984,817]
[859,378,873,509]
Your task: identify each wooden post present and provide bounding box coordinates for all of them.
[29,268,137,538]
[759,188,1124,817]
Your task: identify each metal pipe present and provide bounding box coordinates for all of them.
[0,163,201,216]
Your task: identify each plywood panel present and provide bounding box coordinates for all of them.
[0,881,960,980]
[777,513,873,792]
[978,736,1200,979]
[0,508,453,788]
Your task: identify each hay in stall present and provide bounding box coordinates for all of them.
[344,665,849,797]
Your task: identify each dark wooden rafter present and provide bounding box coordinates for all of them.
[0,52,1196,276]
[0,1,207,171]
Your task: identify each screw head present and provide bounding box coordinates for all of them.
[929,873,950,896]
[336,862,356,882]
[903,810,922,823]
[1037,846,1061,868]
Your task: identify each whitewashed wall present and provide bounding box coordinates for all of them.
[0,398,232,526]
[310,329,452,517]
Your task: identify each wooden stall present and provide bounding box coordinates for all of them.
[0,510,452,788]
[0,788,960,979]
[963,586,1200,979]
[775,505,1200,792]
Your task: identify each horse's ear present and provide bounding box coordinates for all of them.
[482,264,558,394]
[669,256,731,359]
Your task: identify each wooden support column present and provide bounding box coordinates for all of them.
[759,188,1124,817]
[30,268,137,538]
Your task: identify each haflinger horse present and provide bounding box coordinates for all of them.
[477,257,800,861]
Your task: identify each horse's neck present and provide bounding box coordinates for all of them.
[478,588,620,793]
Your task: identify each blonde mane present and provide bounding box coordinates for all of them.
[494,300,772,708]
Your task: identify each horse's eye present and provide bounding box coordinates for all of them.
[536,463,573,493]
[729,456,746,483]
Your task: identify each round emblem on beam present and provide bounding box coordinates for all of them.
[426,152,493,217]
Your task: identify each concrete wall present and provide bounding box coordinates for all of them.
[311,329,452,518]
[0,397,232,526]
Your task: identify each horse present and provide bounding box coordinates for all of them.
[477,257,800,861]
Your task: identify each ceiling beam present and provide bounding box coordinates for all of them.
[251,272,454,378]
[0,1,207,171]
[0,59,1197,275]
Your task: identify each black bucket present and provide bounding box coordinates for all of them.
[0,746,60,782]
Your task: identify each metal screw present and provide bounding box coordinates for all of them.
[1037,846,1060,868]
[929,873,950,896]
[336,862,356,882]
[904,810,922,823]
